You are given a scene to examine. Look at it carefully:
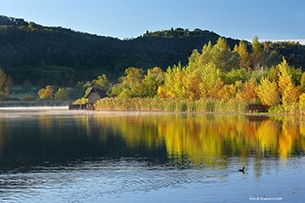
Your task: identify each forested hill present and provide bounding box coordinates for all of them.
[0,15,304,86]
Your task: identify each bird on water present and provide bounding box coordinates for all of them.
[238,167,245,173]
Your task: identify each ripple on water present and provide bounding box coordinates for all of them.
[2,156,305,202]
[0,159,228,202]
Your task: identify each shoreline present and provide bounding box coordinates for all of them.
[0,106,69,110]
[0,106,303,121]
[0,103,302,119]
[0,100,72,107]
[0,105,269,116]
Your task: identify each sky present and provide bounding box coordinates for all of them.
[0,0,305,43]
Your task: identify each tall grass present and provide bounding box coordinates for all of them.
[94,97,305,116]
[94,97,247,113]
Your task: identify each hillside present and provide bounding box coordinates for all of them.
[0,15,305,86]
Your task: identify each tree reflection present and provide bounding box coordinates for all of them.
[1,112,305,172]
[90,113,305,167]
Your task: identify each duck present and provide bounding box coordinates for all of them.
[238,167,245,173]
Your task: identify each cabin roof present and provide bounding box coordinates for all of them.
[84,87,107,98]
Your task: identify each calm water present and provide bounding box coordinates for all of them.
[0,108,304,202]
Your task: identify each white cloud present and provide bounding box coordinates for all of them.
[261,39,305,45]
[245,39,305,45]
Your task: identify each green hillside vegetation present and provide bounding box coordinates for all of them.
[1,15,305,87]
[0,16,239,86]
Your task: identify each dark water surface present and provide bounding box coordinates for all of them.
[0,108,304,202]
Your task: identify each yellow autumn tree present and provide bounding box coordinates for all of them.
[241,78,258,103]
[157,63,187,98]
[257,77,280,106]
[0,68,13,99]
[282,83,302,110]
[299,93,305,115]
[217,84,237,101]
[277,58,292,94]
[183,68,203,100]
[198,62,222,98]
[277,58,302,109]
[38,85,53,99]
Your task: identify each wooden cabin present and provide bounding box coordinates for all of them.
[69,88,107,110]
[84,87,107,110]
[85,87,107,104]
[245,103,269,113]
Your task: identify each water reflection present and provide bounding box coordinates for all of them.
[0,110,305,174]
[91,113,305,161]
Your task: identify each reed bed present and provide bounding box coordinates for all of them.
[94,97,247,113]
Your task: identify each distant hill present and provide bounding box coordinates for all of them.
[0,15,304,86]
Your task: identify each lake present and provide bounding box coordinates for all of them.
[0,108,304,202]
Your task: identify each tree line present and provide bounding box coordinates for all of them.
[90,37,305,114]
[1,15,305,87]
[1,33,305,114]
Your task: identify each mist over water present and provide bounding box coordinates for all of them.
[0,109,304,202]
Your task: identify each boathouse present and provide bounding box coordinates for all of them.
[85,87,107,104]
[69,87,107,110]
[245,103,269,113]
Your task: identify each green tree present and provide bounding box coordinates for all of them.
[142,67,165,97]
[223,68,247,84]
[234,40,251,70]
[109,67,144,98]
[210,37,240,72]
[91,74,110,90]
[288,66,303,86]
[250,36,263,68]
[260,42,281,67]
[200,41,213,65]
[123,67,144,85]
[55,88,68,100]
